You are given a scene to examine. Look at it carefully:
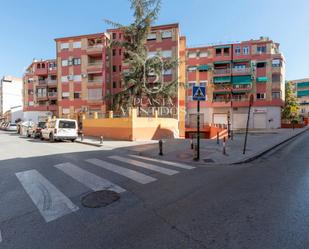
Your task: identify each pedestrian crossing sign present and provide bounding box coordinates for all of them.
[192,86,206,101]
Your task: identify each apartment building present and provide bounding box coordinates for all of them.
[23,60,57,121]
[0,76,23,118]
[290,78,309,118]
[186,37,285,131]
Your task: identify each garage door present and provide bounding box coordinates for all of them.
[253,113,267,129]
[232,113,247,129]
[213,114,227,125]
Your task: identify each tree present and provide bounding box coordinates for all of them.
[282,81,299,122]
[105,0,179,113]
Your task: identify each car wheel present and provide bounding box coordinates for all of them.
[49,133,54,143]
[27,131,31,138]
[71,139,76,142]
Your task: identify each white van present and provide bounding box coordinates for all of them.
[41,119,78,142]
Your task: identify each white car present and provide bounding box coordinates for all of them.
[20,121,35,137]
[6,123,17,132]
[41,119,78,142]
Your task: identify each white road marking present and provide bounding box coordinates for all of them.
[85,158,157,184]
[0,229,2,243]
[15,170,79,223]
[130,155,195,170]
[54,163,125,193]
[109,156,179,176]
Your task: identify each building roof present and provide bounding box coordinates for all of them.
[54,32,107,42]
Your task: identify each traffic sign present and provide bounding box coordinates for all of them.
[192,86,206,101]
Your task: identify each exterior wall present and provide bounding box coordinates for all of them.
[83,108,179,141]
[0,76,22,117]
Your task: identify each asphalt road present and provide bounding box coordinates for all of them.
[0,130,309,249]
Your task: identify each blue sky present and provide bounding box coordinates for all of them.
[0,0,308,80]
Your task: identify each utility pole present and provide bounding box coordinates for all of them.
[243,94,254,154]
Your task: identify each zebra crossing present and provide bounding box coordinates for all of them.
[15,155,195,223]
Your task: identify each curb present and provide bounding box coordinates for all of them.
[75,140,103,147]
[232,127,309,164]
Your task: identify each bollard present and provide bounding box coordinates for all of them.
[231,130,233,140]
[100,136,103,144]
[159,140,163,156]
[81,133,84,142]
[190,138,194,150]
[216,132,219,145]
[223,137,226,155]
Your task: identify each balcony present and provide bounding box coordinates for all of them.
[87,44,104,54]
[47,79,57,85]
[232,84,252,92]
[213,68,231,75]
[38,79,47,85]
[213,85,231,93]
[36,94,48,100]
[232,67,251,75]
[48,92,58,98]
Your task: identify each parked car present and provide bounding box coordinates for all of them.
[6,123,17,132]
[1,122,9,130]
[41,119,78,142]
[28,121,46,138]
[20,121,35,137]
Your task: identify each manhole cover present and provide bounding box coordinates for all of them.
[203,158,215,163]
[81,190,120,208]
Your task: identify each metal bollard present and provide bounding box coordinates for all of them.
[193,144,198,160]
[217,132,219,145]
[231,130,233,140]
[190,138,194,150]
[81,133,84,142]
[159,140,163,156]
[100,136,103,144]
[223,137,226,155]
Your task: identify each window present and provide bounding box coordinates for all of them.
[234,64,246,69]
[112,49,116,56]
[59,120,76,129]
[147,51,157,58]
[42,63,45,69]
[62,92,70,99]
[28,89,33,95]
[61,60,68,67]
[72,58,81,65]
[62,108,70,114]
[243,46,249,55]
[113,82,116,88]
[119,65,122,72]
[88,88,102,100]
[272,74,281,82]
[73,75,81,82]
[119,33,122,39]
[147,33,157,41]
[73,41,81,49]
[60,43,69,50]
[272,59,281,67]
[215,48,221,56]
[112,33,116,39]
[223,47,230,55]
[161,30,172,39]
[113,65,117,72]
[163,69,172,75]
[119,49,122,56]
[37,64,41,69]
[235,46,241,55]
[161,50,172,58]
[256,62,266,68]
[74,92,81,99]
[257,46,267,54]
[199,51,208,57]
[119,81,122,88]
[61,76,68,83]
[256,93,266,99]
[188,52,197,58]
[199,81,207,86]
[272,92,281,99]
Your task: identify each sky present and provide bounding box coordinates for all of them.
[0,0,308,80]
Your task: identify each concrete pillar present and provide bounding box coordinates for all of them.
[109,111,113,119]
[82,114,86,120]
[94,112,98,119]
[155,110,158,119]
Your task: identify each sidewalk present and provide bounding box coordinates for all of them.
[126,127,309,165]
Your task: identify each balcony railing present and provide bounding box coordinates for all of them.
[88,78,103,83]
[48,92,57,97]
[47,79,57,84]
[36,94,47,99]
[88,61,103,67]
[87,44,104,51]
[232,68,251,74]
[213,68,231,75]
[38,80,47,85]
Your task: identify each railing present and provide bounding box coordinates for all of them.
[47,80,57,84]
[87,44,103,50]
[88,78,103,83]
[38,80,47,84]
[36,94,47,99]
[213,68,231,75]
[232,68,251,74]
[213,86,231,91]
[212,98,230,103]
[88,61,103,66]
[48,92,57,97]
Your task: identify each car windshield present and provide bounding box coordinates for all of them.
[10,124,16,126]
[38,122,46,128]
[58,121,76,129]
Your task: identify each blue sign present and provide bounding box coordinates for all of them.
[192,86,206,101]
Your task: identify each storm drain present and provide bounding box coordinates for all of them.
[81,190,120,208]
[203,158,215,163]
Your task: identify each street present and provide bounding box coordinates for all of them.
[0,130,309,249]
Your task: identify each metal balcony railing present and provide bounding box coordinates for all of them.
[232,68,251,74]
[213,68,231,75]
[48,92,57,97]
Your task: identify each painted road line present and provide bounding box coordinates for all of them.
[15,170,79,223]
[0,229,2,243]
[86,158,157,184]
[130,155,195,170]
[109,156,179,176]
[54,163,125,193]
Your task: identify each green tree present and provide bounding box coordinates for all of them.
[105,0,179,113]
[282,81,299,122]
